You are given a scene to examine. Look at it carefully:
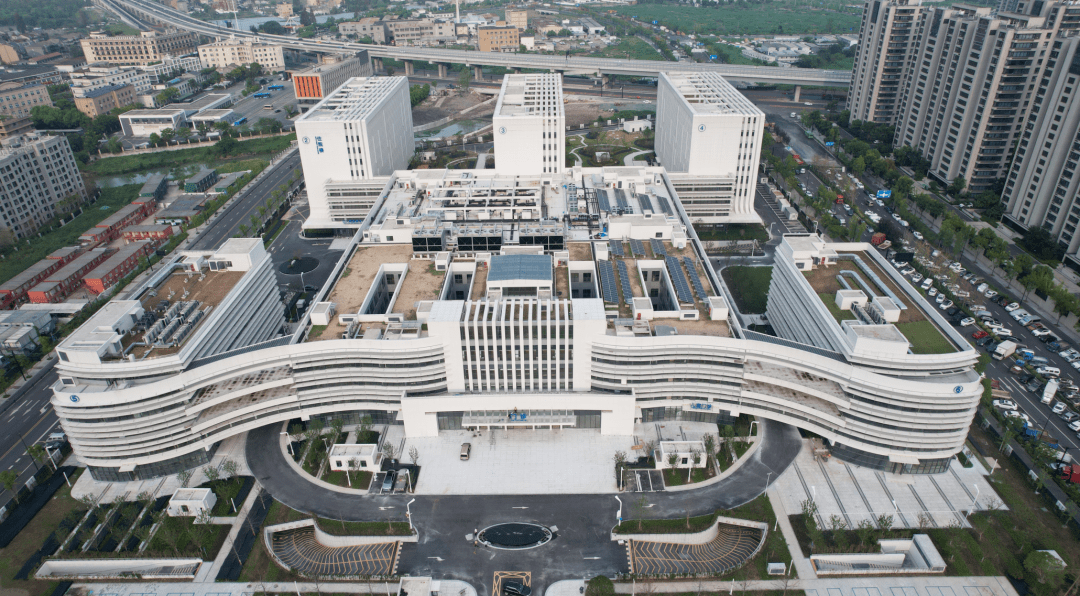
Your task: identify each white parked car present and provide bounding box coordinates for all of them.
[901,267,916,275]
[928,287,939,297]
[900,220,910,227]
[1053,402,1068,415]
[936,293,947,304]
[1037,366,1061,377]
[992,399,1018,411]
[1069,419,1080,432]
[960,317,975,326]
[876,199,885,207]
[985,290,998,299]
[912,231,924,240]
[1032,328,1052,337]
[911,273,924,283]
[1005,302,1021,311]
[992,327,1012,337]
[1061,348,1079,358]
[950,262,964,272]
[1071,360,1080,370]
[939,299,954,310]
[976,283,989,293]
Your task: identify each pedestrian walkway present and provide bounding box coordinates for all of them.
[72,579,478,596]
[766,484,816,579]
[604,576,1019,596]
[198,479,265,581]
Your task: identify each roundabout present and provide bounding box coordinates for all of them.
[477,523,554,550]
[278,256,320,275]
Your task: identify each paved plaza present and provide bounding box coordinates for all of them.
[772,443,1005,529]
[407,428,637,495]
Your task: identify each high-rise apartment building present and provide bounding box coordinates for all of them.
[80,30,199,66]
[655,72,764,223]
[295,77,414,230]
[0,133,86,238]
[492,73,565,176]
[848,0,924,125]
[1003,34,1080,269]
[852,0,1080,192]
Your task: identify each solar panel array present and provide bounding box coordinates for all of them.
[666,256,694,303]
[615,189,630,210]
[616,260,634,304]
[608,239,624,257]
[683,256,708,300]
[629,238,645,257]
[638,194,653,213]
[650,238,667,256]
[598,260,618,303]
[657,196,673,215]
[596,189,611,212]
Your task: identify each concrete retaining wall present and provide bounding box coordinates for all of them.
[35,557,202,579]
[264,518,418,548]
[611,516,767,545]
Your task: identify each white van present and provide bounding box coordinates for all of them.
[920,278,933,290]
[1038,366,1062,378]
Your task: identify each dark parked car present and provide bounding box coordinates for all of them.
[1027,379,1043,392]
[977,336,995,347]
[947,307,961,316]
[503,582,532,596]
[1019,374,1035,385]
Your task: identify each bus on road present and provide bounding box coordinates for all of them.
[268,85,284,91]
[232,116,247,126]
[253,92,271,99]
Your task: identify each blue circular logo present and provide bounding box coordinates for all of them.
[499,127,507,135]
[954,385,963,394]
[70,395,80,403]
[697,124,706,132]
[302,136,310,144]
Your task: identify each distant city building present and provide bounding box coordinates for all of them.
[0,114,33,139]
[80,30,199,66]
[492,73,565,176]
[70,65,155,98]
[291,51,372,111]
[198,39,286,70]
[0,133,86,239]
[0,82,52,119]
[0,45,20,65]
[478,25,520,52]
[0,65,63,88]
[295,77,414,229]
[339,18,388,43]
[655,72,764,224]
[505,8,528,30]
[276,2,293,17]
[73,84,136,118]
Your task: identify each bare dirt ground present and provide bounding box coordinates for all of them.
[413,90,494,125]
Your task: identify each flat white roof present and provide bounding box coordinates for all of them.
[661,71,764,116]
[297,76,405,122]
[494,73,563,118]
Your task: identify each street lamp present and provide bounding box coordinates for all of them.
[764,471,772,495]
[971,483,980,513]
[406,497,416,532]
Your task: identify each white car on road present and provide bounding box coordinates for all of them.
[992,399,1018,411]
[1006,302,1021,312]
[912,231,924,240]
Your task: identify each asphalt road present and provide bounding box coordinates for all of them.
[190,152,302,251]
[246,419,801,595]
[0,364,63,510]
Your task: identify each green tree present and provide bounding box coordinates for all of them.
[1020,265,1054,300]
[584,576,614,596]
[0,470,19,504]
[457,67,472,91]
[948,176,967,196]
[850,156,865,176]
[1023,551,1066,590]
[155,86,180,106]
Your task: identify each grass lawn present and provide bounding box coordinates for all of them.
[593,37,664,61]
[615,3,861,36]
[0,184,140,286]
[818,292,856,323]
[709,43,771,66]
[696,223,768,242]
[81,134,295,176]
[895,320,957,354]
[314,517,412,537]
[0,468,83,594]
[662,466,713,487]
[323,470,372,490]
[721,265,772,314]
[238,499,307,584]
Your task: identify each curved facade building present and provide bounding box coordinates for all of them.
[50,165,981,482]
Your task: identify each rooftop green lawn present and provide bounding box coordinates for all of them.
[81,134,295,177]
[721,265,771,314]
[896,320,957,354]
[818,292,856,323]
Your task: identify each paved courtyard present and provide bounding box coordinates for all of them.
[772,442,1006,529]
[407,428,635,495]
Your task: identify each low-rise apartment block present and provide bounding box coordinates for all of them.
[0,82,51,119]
[478,25,520,52]
[73,84,136,118]
[198,39,286,70]
[81,30,199,66]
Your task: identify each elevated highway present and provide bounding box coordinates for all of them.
[99,0,851,88]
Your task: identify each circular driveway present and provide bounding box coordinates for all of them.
[246,419,802,595]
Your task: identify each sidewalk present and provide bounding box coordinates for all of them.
[766,484,816,580]
[608,576,1019,596]
[72,579,478,596]
[196,479,265,582]
[0,353,55,402]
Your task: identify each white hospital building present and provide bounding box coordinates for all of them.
[53,160,980,482]
[492,73,565,176]
[655,72,764,224]
[295,76,414,230]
